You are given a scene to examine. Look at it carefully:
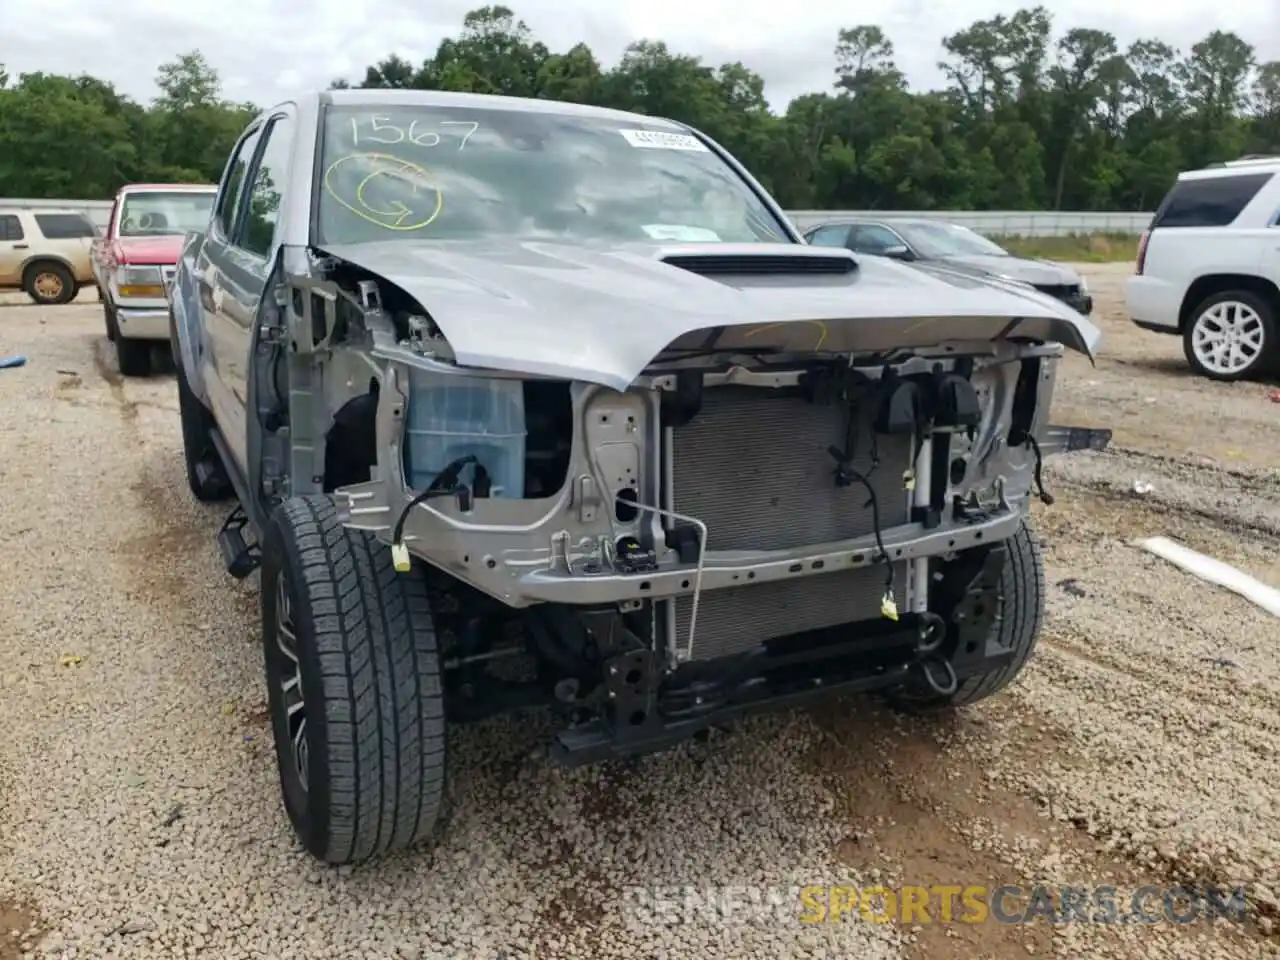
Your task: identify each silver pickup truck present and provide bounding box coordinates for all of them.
[168,88,1111,866]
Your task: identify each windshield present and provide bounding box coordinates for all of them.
[315,104,789,246]
[897,222,1009,258]
[118,192,215,237]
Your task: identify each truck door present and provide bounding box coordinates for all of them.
[196,123,265,473]
[0,213,27,287]
[1265,198,1280,292]
[203,110,296,475]
[30,212,98,285]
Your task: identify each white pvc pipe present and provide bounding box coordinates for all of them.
[1134,536,1280,619]
[911,435,933,613]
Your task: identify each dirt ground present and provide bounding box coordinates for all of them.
[0,265,1278,960]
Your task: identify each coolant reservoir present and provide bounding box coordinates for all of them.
[402,369,527,498]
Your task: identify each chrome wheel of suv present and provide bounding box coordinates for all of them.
[1184,291,1276,381]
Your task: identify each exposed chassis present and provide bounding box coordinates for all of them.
[216,272,1111,767]
[503,530,1014,766]
[273,276,1110,669]
[172,88,1118,866]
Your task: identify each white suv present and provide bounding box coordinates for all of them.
[1126,156,1280,381]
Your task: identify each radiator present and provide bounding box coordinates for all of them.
[669,385,912,661]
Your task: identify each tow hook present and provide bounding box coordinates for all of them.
[916,658,958,696]
[913,612,958,696]
[915,612,946,655]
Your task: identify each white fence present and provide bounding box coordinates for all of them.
[1,197,1152,238]
[786,209,1152,236]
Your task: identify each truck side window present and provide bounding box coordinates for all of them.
[214,127,263,240]
[807,225,851,247]
[35,213,97,239]
[1150,173,1274,229]
[0,214,25,241]
[851,224,903,254]
[241,115,294,258]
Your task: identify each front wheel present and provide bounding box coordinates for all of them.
[888,521,1044,712]
[261,496,448,865]
[1182,290,1277,382]
[114,334,152,377]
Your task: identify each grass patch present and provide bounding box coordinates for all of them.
[996,231,1140,263]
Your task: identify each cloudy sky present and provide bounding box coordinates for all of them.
[4,0,1278,111]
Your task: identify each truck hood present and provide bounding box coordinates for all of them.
[319,239,1101,391]
[934,253,1081,287]
[114,234,185,264]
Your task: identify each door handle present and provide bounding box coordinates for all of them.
[197,276,216,313]
[14,244,28,250]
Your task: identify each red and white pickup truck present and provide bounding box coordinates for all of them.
[92,183,217,376]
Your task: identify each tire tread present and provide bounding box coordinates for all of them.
[273,495,444,864]
[947,520,1044,706]
[176,362,231,501]
[115,335,152,378]
[890,519,1044,712]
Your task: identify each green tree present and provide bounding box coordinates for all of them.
[153,52,222,112]
[2,5,1276,210]
[1251,61,1280,152]
[0,73,140,196]
[536,43,603,103]
[428,6,550,96]
[361,54,420,90]
[1045,29,1118,208]
[148,53,254,183]
[1177,31,1255,167]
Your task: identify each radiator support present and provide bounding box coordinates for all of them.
[664,385,915,661]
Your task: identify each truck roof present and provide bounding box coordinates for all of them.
[1178,156,1280,181]
[268,88,689,131]
[807,216,943,228]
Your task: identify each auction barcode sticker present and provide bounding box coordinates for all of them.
[618,129,709,151]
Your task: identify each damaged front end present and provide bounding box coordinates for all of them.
[274,248,1110,764]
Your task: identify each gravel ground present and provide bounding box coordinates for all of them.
[0,267,1278,960]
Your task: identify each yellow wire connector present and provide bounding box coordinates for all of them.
[388,455,481,576]
[880,590,899,621]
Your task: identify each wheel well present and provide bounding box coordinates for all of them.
[22,257,75,283]
[1179,274,1279,332]
[322,382,379,492]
